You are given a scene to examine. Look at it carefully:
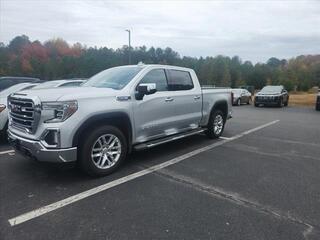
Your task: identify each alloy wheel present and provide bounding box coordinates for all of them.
[213,114,224,135]
[91,134,122,169]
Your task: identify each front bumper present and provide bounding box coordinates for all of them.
[8,130,77,163]
[255,96,280,106]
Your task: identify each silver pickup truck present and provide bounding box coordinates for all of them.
[7,64,232,176]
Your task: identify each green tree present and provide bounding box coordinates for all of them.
[1,35,320,91]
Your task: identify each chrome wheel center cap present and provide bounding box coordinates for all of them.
[102,147,109,154]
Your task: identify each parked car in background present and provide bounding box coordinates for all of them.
[316,90,320,111]
[239,85,255,95]
[32,79,86,89]
[254,85,289,107]
[0,83,39,140]
[0,76,40,91]
[232,88,252,106]
[8,64,232,176]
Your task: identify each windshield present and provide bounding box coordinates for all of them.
[83,66,143,90]
[260,86,282,93]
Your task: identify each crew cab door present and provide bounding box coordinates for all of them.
[133,69,176,143]
[165,69,202,132]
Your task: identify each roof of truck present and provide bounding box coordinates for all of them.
[133,63,193,72]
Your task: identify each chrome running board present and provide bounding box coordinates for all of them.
[133,128,204,151]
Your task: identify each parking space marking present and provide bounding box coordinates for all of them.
[0,150,14,155]
[154,168,315,237]
[252,136,320,148]
[219,136,233,140]
[8,120,279,227]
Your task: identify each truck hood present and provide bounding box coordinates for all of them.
[13,87,120,102]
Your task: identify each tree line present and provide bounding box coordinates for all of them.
[0,35,320,91]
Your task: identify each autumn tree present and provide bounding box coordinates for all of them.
[0,35,319,91]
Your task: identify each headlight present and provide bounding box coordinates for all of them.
[42,101,78,123]
[0,104,6,113]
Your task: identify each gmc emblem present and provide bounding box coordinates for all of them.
[11,104,22,112]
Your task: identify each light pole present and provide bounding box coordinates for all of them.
[125,29,131,64]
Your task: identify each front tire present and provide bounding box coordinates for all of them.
[278,98,284,108]
[284,97,289,107]
[0,122,8,143]
[205,110,225,139]
[79,125,128,177]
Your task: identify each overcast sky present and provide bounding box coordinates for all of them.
[0,0,319,63]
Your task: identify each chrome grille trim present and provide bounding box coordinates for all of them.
[8,95,41,134]
[10,112,34,120]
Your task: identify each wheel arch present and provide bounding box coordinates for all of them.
[209,100,228,123]
[72,112,133,152]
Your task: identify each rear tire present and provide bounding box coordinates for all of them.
[205,110,225,139]
[78,125,128,177]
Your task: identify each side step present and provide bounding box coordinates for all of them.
[133,128,205,151]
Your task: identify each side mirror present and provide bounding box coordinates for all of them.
[136,83,157,100]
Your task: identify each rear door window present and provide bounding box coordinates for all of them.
[167,70,193,91]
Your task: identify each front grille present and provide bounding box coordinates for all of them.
[256,96,278,102]
[8,97,39,133]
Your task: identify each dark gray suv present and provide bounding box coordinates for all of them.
[254,85,289,107]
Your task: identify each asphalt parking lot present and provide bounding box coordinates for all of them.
[1,105,319,240]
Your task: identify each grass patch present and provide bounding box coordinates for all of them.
[289,93,317,106]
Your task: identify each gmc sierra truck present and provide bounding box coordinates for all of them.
[7,64,232,176]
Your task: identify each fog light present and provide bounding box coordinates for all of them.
[41,129,60,148]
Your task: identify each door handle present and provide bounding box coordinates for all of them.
[165,97,174,102]
[194,96,201,100]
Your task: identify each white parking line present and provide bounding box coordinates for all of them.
[0,150,15,155]
[219,136,233,140]
[8,120,279,226]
